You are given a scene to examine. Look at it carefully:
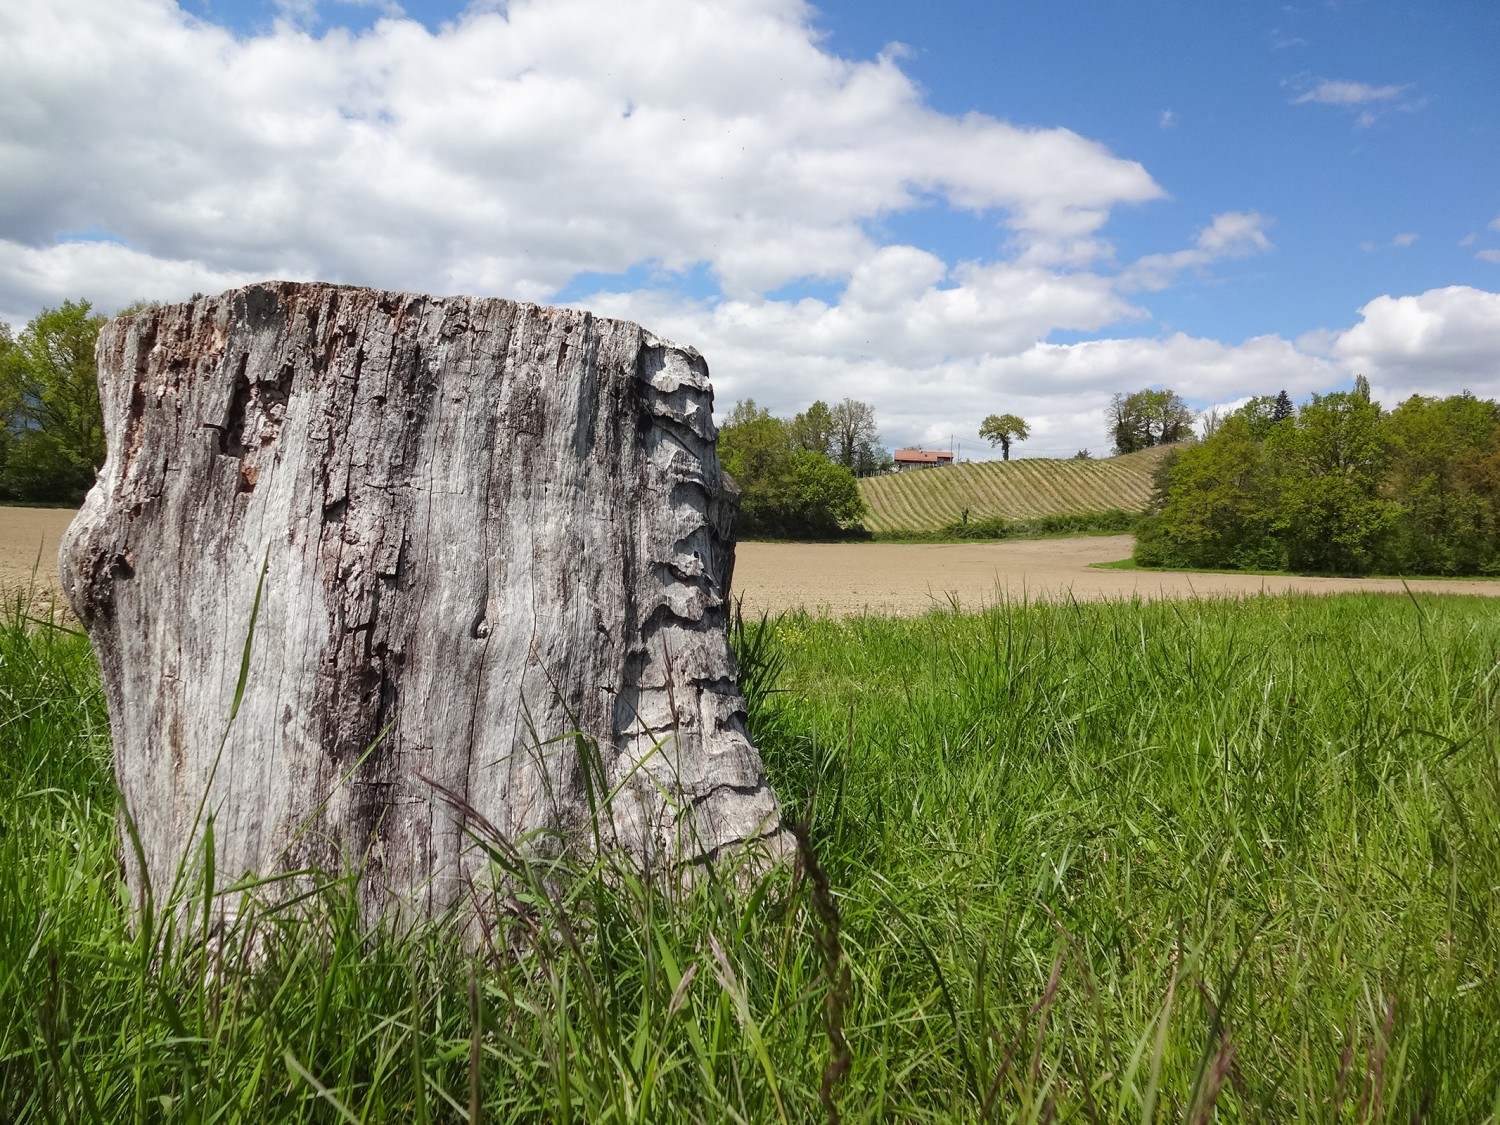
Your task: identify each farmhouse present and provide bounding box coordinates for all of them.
[893,448,954,472]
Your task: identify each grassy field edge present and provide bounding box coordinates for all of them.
[4,594,1500,1120]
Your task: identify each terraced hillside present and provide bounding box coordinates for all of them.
[859,446,1171,533]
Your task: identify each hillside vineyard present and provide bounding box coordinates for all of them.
[859,449,1166,532]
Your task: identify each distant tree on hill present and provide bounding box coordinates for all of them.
[1109,388,1194,454]
[978,412,1029,460]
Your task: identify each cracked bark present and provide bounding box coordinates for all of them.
[59,281,788,926]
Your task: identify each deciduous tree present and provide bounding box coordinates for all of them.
[719,399,865,536]
[1266,390,1394,573]
[790,399,835,457]
[1109,388,1194,454]
[1235,395,1286,440]
[1382,393,1500,574]
[1133,415,1281,569]
[0,322,15,488]
[829,397,885,477]
[978,412,1029,460]
[1137,387,1500,576]
[0,300,107,503]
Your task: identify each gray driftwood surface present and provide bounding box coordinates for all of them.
[59,281,787,923]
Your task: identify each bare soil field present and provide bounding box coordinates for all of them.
[0,506,75,619]
[9,508,1500,622]
[733,535,1500,616]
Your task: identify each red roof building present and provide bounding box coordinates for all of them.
[893,449,954,471]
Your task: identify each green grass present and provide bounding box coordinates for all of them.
[1101,556,1500,582]
[4,593,1500,1121]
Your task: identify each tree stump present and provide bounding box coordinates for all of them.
[59,282,787,925]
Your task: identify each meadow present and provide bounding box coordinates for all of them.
[3,591,1499,1122]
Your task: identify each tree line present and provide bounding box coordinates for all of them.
[716,398,884,538]
[1136,380,1500,576]
[24,294,1470,570]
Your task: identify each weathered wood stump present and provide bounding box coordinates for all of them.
[59,281,786,924]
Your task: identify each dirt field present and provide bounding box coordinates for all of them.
[732,535,1500,616]
[9,507,1500,622]
[0,506,76,619]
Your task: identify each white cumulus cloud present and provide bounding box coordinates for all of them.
[1327,287,1500,398]
[0,0,1164,318]
[0,0,1496,458]
[1119,212,1273,292]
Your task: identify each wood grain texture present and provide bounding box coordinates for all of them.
[59,281,786,924]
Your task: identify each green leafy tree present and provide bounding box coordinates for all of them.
[1109,388,1194,454]
[1133,415,1282,570]
[718,400,787,492]
[0,300,108,503]
[790,399,835,457]
[1235,395,1292,441]
[719,399,865,537]
[829,398,885,477]
[776,449,865,535]
[1266,390,1394,573]
[1140,386,1500,577]
[1382,393,1500,574]
[978,412,1029,461]
[0,322,16,488]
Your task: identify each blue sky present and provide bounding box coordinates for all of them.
[822,0,1500,345]
[3,0,1498,456]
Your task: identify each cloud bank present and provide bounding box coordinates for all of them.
[2,0,1498,456]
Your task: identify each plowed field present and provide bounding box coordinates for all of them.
[0,506,74,619]
[732,537,1500,616]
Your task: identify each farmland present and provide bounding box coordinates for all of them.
[858,447,1170,533]
[732,536,1500,615]
[0,506,73,619]
[11,507,1500,623]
